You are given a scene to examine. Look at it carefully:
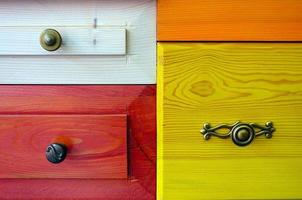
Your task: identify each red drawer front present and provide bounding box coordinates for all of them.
[0,85,156,199]
[0,114,127,179]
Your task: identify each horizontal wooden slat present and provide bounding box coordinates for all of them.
[0,85,155,114]
[0,28,125,55]
[0,0,94,26]
[0,0,154,27]
[0,179,154,200]
[158,0,302,41]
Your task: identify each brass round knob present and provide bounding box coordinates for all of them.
[40,29,62,51]
[237,129,250,141]
[231,124,255,146]
[46,143,67,164]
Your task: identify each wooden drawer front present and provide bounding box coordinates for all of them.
[0,85,156,199]
[157,43,302,199]
[0,0,155,84]
[0,114,127,179]
[0,28,126,55]
[158,0,302,41]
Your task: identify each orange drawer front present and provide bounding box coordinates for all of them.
[0,114,127,179]
[158,0,302,41]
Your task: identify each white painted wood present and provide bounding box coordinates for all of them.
[0,0,94,26]
[0,28,126,55]
[0,0,156,84]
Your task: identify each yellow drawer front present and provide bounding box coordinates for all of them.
[157,43,302,200]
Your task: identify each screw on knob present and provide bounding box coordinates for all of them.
[43,33,57,46]
[236,128,250,141]
[40,29,62,51]
[46,143,67,164]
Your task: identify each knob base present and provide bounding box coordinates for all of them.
[40,29,62,51]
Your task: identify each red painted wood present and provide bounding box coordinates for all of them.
[0,114,127,179]
[0,85,156,199]
[0,179,154,200]
[0,85,154,114]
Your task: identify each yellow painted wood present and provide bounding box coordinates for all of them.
[157,43,302,200]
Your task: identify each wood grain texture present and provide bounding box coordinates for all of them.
[157,43,302,199]
[0,85,156,199]
[0,114,127,179]
[158,0,302,41]
[0,179,154,200]
[0,0,156,84]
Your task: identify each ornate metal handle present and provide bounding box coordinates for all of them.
[200,121,275,146]
[40,29,62,51]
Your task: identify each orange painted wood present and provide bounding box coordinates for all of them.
[0,85,156,199]
[0,114,127,179]
[158,0,302,41]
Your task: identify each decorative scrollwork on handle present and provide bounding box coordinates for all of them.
[200,121,275,146]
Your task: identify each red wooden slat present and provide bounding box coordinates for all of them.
[0,179,154,200]
[0,85,154,114]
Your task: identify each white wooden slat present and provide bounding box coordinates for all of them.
[0,0,156,84]
[0,55,155,84]
[0,0,94,26]
[0,28,126,55]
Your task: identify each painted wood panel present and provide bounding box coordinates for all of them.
[0,85,156,199]
[0,114,127,179]
[0,0,94,26]
[158,0,302,41]
[157,43,302,199]
[0,28,126,55]
[0,180,154,200]
[0,0,156,84]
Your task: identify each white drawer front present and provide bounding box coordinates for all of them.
[0,28,126,55]
[0,0,155,84]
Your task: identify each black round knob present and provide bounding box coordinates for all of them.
[46,143,67,164]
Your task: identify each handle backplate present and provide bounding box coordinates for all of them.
[200,121,275,146]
